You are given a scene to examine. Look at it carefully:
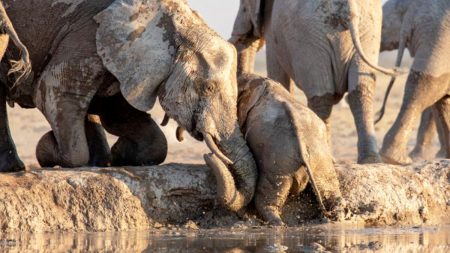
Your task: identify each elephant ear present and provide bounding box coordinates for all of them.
[94,0,176,112]
[237,76,267,132]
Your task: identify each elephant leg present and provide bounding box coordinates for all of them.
[347,62,381,164]
[380,72,449,165]
[410,107,437,160]
[434,107,448,158]
[434,96,450,158]
[35,20,108,167]
[85,114,111,167]
[0,84,25,172]
[255,172,293,226]
[307,94,338,152]
[291,167,309,196]
[95,94,167,166]
[266,43,292,94]
[36,100,90,168]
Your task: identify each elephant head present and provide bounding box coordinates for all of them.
[231,0,402,77]
[95,0,257,212]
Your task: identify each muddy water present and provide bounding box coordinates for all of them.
[1,225,449,252]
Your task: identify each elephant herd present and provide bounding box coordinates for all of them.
[0,0,447,225]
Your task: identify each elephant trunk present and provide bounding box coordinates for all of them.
[347,0,402,77]
[0,4,31,86]
[203,127,257,212]
[375,23,408,124]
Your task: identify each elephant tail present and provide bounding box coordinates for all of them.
[375,19,408,124]
[347,0,404,77]
[0,5,31,86]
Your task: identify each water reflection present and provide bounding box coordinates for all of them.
[0,225,449,252]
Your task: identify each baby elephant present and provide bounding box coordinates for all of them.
[237,74,344,225]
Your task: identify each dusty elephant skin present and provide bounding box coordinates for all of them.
[379,0,450,165]
[0,1,31,173]
[1,0,257,212]
[230,0,403,164]
[234,74,344,225]
[409,107,447,161]
[0,160,448,233]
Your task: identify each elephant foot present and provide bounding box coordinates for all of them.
[324,197,348,222]
[409,148,429,162]
[357,152,382,164]
[88,151,111,167]
[111,137,166,166]
[436,148,447,158]
[0,147,25,173]
[258,206,285,226]
[380,150,413,165]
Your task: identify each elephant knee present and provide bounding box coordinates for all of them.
[36,132,59,167]
[60,151,89,168]
[36,131,89,168]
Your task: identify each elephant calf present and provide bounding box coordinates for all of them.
[235,74,344,225]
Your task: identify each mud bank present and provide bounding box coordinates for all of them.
[0,160,448,233]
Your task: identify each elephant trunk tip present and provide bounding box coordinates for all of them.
[204,153,253,212]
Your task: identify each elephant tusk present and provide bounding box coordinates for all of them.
[204,134,233,165]
[160,114,170,126]
[176,126,185,142]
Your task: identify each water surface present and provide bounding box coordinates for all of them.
[1,225,449,252]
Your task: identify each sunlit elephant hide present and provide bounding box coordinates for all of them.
[231,0,401,164]
[0,0,257,213]
[230,74,345,225]
[379,0,450,164]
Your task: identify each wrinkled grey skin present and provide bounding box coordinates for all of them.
[231,0,400,164]
[409,107,447,160]
[235,74,344,225]
[2,0,257,212]
[0,1,31,172]
[379,0,450,164]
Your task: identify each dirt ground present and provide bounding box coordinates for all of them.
[9,52,437,167]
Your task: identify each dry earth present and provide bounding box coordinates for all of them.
[0,160,448,233]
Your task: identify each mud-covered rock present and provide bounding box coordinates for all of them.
[0,160,448,233]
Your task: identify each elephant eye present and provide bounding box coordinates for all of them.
[203,82,216,94]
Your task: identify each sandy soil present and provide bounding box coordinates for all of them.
[8,53,438,167]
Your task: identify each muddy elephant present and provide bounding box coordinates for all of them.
[0,0,257,212]
[379,0,450,164]
[0,1,31,172]
[230,0,402,164]
[212,73,343,225]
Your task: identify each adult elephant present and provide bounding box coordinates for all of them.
[1,0,257,212]
[379,0,450,164]
[231,0,400,164]
[0,1,31,172]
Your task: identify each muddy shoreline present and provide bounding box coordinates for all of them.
[0,160,448,233]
